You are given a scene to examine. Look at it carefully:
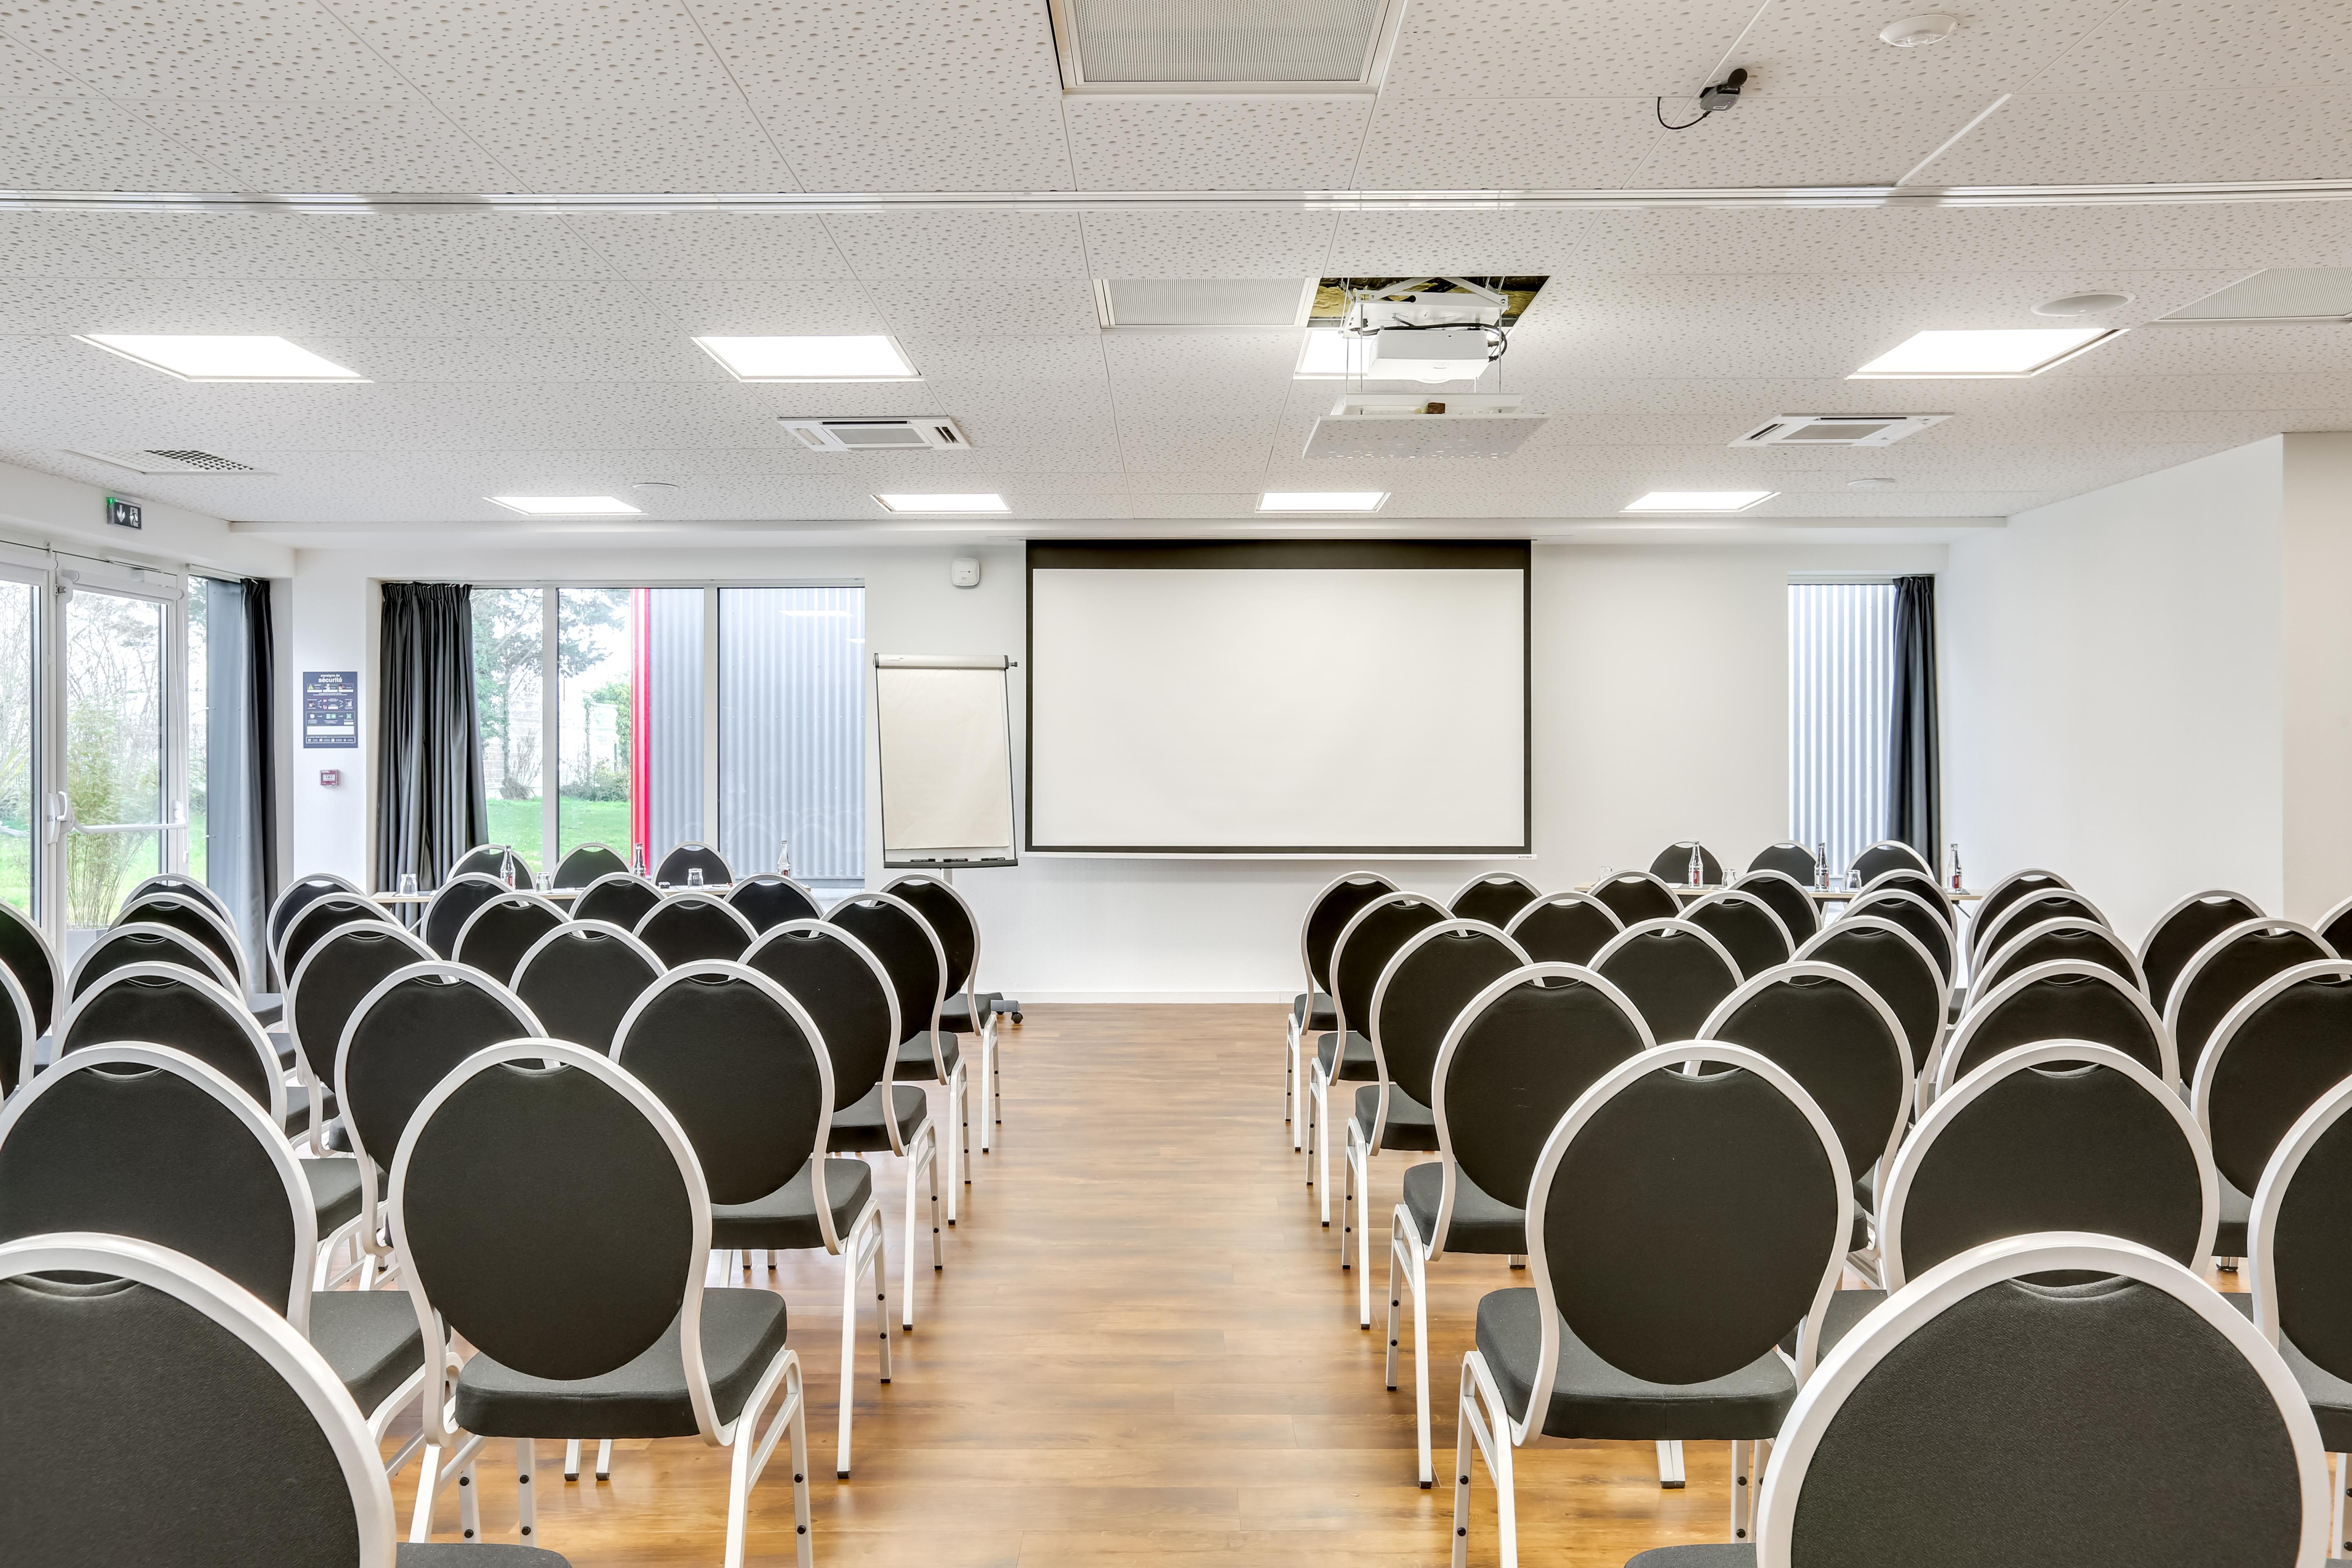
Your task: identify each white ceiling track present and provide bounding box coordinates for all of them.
[9,179,2352,217]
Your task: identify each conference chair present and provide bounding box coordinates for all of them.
[1969,868,2074,960]
[119,870,236,925]
[265,870,368,985]
[0,1232,574,1568]
[422,872,513,959]
[636,891,758,967]
[655,841,734,887]
[1747,842,1817,885]
[1453,1044,1851,1568]
[827,891,967,1216]
[1625,1234,2329,1568]
[114,888,248,992]
[1285,873,1399,1148]
[1590,869,1681,925]
[1973,916,2148,995]
[2169,918,2335,1089]
[2250,1069,2352,1554]
[1310,891,1448,1220]
[278,892,396,999]
[1647,842,1723,886]
[1931,960,2172,1099]
[1341,920,1529,1322]
[1729,868,1820,944]
[2141,889,2267,1013]
[1503,891,1622,967]
[1842,887,1955,982]
[1678,890,1795,979]
[66,920,240,1001]
[285,921,435,1157]
[730,873,823,933]
[745,918,942,1327]
[450,843,535,889]
[1389,964,1653,1488]
[390,1041,810,1564]
[510,921,664,1055]
[2196,961,2352,1265]
[1797,916,1948,1094]
[0,1044,427,1453]
[882,874,1006,1151]
[573,870,662,930]
[614,963,891,1478]
[1591,919,1741,1045]
[0,963,32,1097]
[2317,894,2352,959]
[1850,838,1931,885]
[550,842,628,889]
[1975,888,2113,972]
[452,891,569,984]
[1448,872,1541,928]
[1855,867,1956,928]
[0,901,58,1045]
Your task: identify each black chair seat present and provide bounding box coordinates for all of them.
[1352,1084,1439,1151]
[2283,1333,2352,1452]
[1626,1548,1755,1567]
[399,1545,572,1565]
[939,993,1002,1034]
[892,1033,959,1079]
[1812,1287,1888,1361]
[1401,1160,1525,1255]
[827,1084,930,1153]
[283,1082,335,1139]
[310,1287,425,1416]
[711,1159,875,1252]
[250,994,284,1027]
[2217,1174,2251,1256]
[455,1290,789,1439]
[1290,991,1337,1033]
[1314,1031,1378,1082]
[1476,1287,1798,1441]
[299,1155,365,1234]
[267,1025,295,1069]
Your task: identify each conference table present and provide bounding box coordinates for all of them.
[369,882,737,908]
[1580,882,1983,904]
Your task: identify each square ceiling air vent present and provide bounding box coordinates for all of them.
[69,448,269,474]
[1729,414,1949,448]
[1051,0,1407,92]
[2160,269,2352,323]
[780,417,971,452]
[1096,278,1318,330]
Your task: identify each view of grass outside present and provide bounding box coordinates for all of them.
[473,587,636,880]
[0,580,29,916]
[65,590,164,928]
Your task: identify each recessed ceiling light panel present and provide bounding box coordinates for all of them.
[696,334,920,381]
[488,495,643,516]
[1258,491,1388,512]
[875,493,1007,513]
[2159,268,2352,324]
[1624,490,1776,513]
[78,334,367,382]
[1849,327,2117,379]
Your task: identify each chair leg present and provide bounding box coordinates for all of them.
[1730,1439,1750,1541]
[1316,1075,1334,1223]
[410,1443,441,1541]
[872,1218,895,1386]
[458,1454,480,1541]
[595,1439,612,1480]
[2336,1452,2349,1555]
[723,1352,808,1568]
[517,1437,537,1542]
[1656,1439,1685,1488]
[1356,1157,1375,1329]
[837,1238,860,1478]
[978,1020,997,1153]
[1454,1354,1517,1568]
[563,1439,581,1482]
[1340,1127,1356,1269]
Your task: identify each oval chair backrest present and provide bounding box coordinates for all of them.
[1797,916,1947,1080]
[1436,966,1655,1223]
[1700,962,1911,1192]
[1886,1044,2215,1289]
[1301,874,1399,995]
[266,872,366,961]
[882,875,979,995]
[613,964,832,1206]
[574,873,662,930]
[729,875,823,935]
[1858,868,1956,928]
[2252,1072,2352,1388]
[1329,893,1448,1038]
[2140,889,2265,1014]
[743,920,898,1111]
[1978,889,2112,969]
[449,844,533,889]
[68,922,238,1001]
[389,1041,705,1392]
[1852,840,1931,885]
[2199,962,2352,1205]
[1504,893,1621,967]
[1975,918,2146,996]
[115,893,246,989]
[336,963,543,1176]
[120,873,235,925]
[1936,962,2172,1097]
[1448,873,1540,929]
[825,892,946,1049]
[0,963,32,1098]
[59,964,281,1121]
[1591,920,1742,1045]
[0,901,59,1037]
[1647,842,1723,885]
[1731,869,1820,944]
[1749,842,1818,884]
[510,922,664,1056]
[0,1044,310,1321]
[1754,1234,2325,1568]
[1590,871,1681,927]
[421,873,510,959]
[2169,920,2336,1088]
[634,892,757,968]
[451,891,568,984]
[1968,869,2075,962]
[285,923,435,1089]
[1367,921,1529,1107]
[278,894,392,989]
[1528,1044,1849,1419]
[654,842,732,887]
[550,842,629,890]
[1845,889,1955,982]
[1679,890,1794,979]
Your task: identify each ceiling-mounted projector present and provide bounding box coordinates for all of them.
[1343,278,1509,384]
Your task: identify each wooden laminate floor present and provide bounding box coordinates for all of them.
[379,1004,1769,1566]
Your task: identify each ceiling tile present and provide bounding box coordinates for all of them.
[1080,211,1339,277]
[873,278,1100,337]
[2034,0,2352,92]
[331,0,746,104]
[1731,0,2118,97]
[751,96,1076,192]
[0,98,231,187]
[0,29,90,92]
[437,100,798,192]
[1323,208,1599,272]
[1632,91,1992,186]
[0,0,422,100]
[1354,98,1660,188]
[824,213,1089,278]
[1380,0,1764,99]
[1915,90,2352,184]
[564,215,855,279]
[1062,98,1372,189]
[643,278,889,333]
[122,99,517,189]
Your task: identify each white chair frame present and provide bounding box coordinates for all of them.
[1308,891,1446,1223]
[2249,1070,2352,1557]
[0,960,33,1093]
[881,873,1004,1155]
[1678,889,1797,976]
[113,889,250,993]
[451,889,570,978]
[828,889,967,1220]
[1930,959,2174,1102]
[2166,918,2335,1084]
[1971,915,2148,997]
[65,920,240,1002]
[1973,886,2116,975]
[283,922,434,1158]
[1796,914,1950,1109]
[1287,873,1397,1153]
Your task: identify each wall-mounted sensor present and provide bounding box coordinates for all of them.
[951,558,982,589]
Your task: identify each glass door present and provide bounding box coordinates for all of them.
[0,567,39,922]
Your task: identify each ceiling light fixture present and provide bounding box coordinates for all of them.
[1295,330,1373,379]
[1878,13,1959,46]
[78,334,367,382]
[1258,491,1388,513]
[695,335,920,382]
[874,493,1007,513]
[1850,327,2118,379]
[488,495,644,516]
[1624,490,1775,513]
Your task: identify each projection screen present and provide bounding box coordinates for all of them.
[1026,541,1530,855]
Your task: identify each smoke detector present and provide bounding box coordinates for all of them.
[1730,414,1949,448]
[1878,13,1958,46]
[2035,292,2134,317]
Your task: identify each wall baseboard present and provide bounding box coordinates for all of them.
[1012,991,1292,1004]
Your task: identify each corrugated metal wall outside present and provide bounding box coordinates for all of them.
[717,587,866,884]
[1788,582,1894,882]
[646,588,704,854]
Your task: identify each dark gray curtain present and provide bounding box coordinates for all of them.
[236,577,277,946]
[375,584,487,891]
[196,577,276,976]
[1888,574,1940,869]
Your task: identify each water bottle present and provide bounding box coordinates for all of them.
[686,867,704,889]
[776,835,792,878]
[1814,841,1830,892]
[630,842,646,878]
[1949,842,1963,892]
[1686,844,1703,888]
[499,846,516,889]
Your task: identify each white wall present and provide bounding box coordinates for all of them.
[2281,432,2352,921]
[288,537,1942,998]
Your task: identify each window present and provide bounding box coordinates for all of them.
[1788,581,1895,882]
[188,577,269,959]
[0,575,34,918]
[65,585,168,929]
[718,588,865,884]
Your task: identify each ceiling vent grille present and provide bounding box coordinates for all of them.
[1051,0,1406,92]
[70,448,268,474]
[780,417,971,452]
[1729,414,1949,448]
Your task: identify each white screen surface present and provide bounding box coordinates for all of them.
[875,662,1015,863]
[1029,565,1526,852]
